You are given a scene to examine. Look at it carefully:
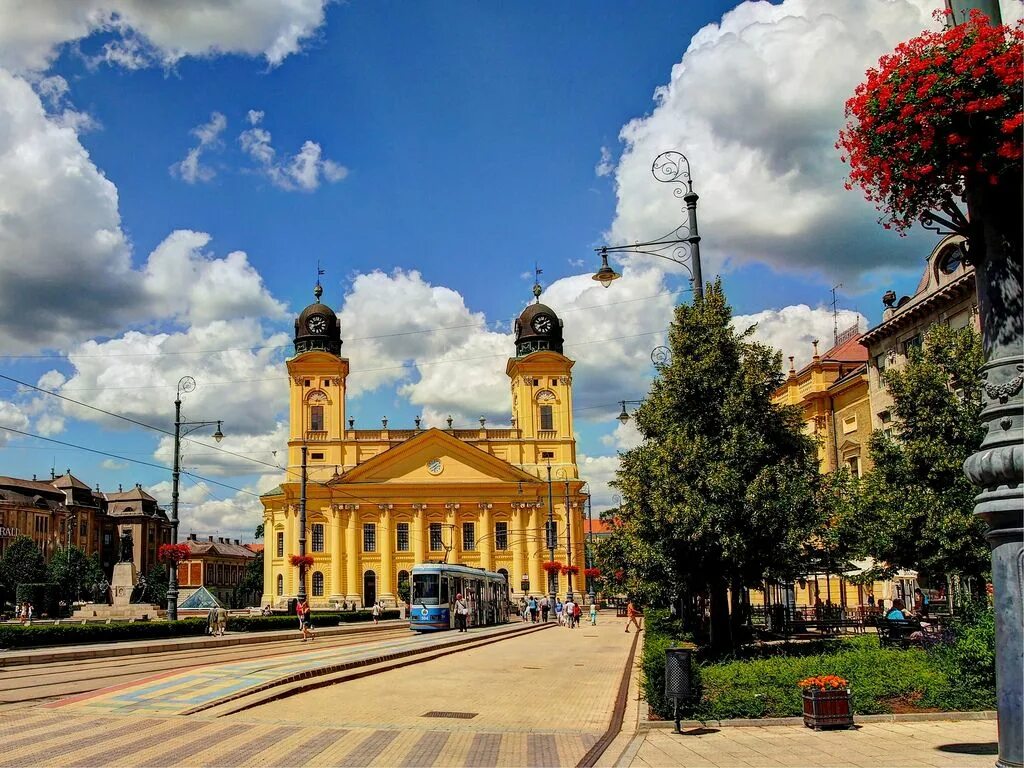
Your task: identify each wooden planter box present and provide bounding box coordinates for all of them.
[802,689,854,730]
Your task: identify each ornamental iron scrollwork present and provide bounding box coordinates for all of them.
[651,346,671,369]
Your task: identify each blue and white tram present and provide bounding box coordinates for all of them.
[409,564,509,632]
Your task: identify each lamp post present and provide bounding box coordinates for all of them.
[616,400,644,425]
[581,482,595,605]
[555,468,574,602]
[592,151,704,301]
[169,376,224,621]
[545,463,556,607]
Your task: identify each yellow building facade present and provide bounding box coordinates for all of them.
[260,286,589,608]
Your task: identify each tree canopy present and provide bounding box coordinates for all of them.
[605,281,820,648]
[847,323,988,581]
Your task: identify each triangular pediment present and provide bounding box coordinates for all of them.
[334,428,541,486]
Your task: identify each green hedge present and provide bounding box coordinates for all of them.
[0,609,402,649]
[640,609,694,718]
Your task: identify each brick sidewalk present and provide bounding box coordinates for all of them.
[621,720,998,767]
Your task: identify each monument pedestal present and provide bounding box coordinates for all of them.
[71,562,165,621]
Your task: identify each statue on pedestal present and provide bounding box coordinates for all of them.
[119,529,134,563]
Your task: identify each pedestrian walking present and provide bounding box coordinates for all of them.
[625,600,642,633]
[453,592,469,632]
[520,597,529,623]
[564,598,575,628]
[215,606,228,636]
[206,606,218,635]
[573,600,582,628]
[372,601,381,625]
[299,598,315,641]
[528,595,538,623]
[540,595,550,623]
[26,603,33,623]
[589,601,598,626]
[555,599,563,626]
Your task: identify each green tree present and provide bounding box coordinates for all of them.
[852,324,988,582]
[47,546,103,607]
[0,536,47,596]
[608,281,820,650]
[146,563,168,606]
[254,523,264,540]
[234,550,264,607]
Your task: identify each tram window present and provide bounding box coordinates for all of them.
[412,573,440,605]
[440,578,450,605]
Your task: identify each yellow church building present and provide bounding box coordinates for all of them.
[260,284,589,609]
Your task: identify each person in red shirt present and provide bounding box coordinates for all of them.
[625,601,642,633]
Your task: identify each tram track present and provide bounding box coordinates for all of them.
[0,627,410,707]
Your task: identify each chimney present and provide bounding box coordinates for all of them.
[208,535,214,542]
[118,484,123,492]
[234,539,240,545]
[189,533,197,541]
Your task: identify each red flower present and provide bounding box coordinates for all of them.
[158,543,191,564]
[542,560,563,574]
[288,554,315,568]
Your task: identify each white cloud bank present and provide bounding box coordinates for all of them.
[606,0,939,284]
[0,0,333,73]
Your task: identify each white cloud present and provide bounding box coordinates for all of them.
[0,69,138,353]
[59,319,290,437]
[239,112,348,192]
[100,458,128,470]
[149,474,277,540]
[595,146,614,177]
[154,423,288,477]
[0,0,333,73]
[0,401,30,446]
[141,230,287,325]
[600,419,643,452]
[734,304,866,371]
[578,454,621,514]
[605,0,938,284]
[170,111,226,183]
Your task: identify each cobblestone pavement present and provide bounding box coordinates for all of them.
[4,616,635,766]
[46,623,530,717]
[621,720,999,767]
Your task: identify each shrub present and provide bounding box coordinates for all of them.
[925,603,996,710]
[227,610,399,632]
[14,583,60,617]
[694,638,951,720]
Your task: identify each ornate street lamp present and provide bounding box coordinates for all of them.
[169,376,223,621]
[555,468,575,602]
[592,151,705,301]
[616,400,644,425]
[545,463,557,608]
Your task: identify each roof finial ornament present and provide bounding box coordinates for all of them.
[314,260,325,302]
[532,263,543,303]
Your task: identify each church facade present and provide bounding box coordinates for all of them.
[260,285,589,608]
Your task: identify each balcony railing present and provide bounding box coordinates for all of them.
[537,430,558,439]
[305,430,328,441]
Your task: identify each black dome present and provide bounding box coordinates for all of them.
[514,302,563,356]
[294,284,342,356]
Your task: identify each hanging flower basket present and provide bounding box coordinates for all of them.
[798,676,854,730]
[560,564,580,576]
[289,554,315,568]
[613,569,625,583]
[542,561,563,575]
[158,543,191,564]
[584,567,602,579]
[838,10,1023,232]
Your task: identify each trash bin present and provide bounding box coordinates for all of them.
[287,597,298,616]
[665,647,693,733]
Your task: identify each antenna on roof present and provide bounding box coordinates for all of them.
[830,284,843,345]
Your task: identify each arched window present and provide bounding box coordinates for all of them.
[497,568,509,582]
[312,571,324,597]
[397,570,410,603]
[276,574,283,596]
[363,570,377,607]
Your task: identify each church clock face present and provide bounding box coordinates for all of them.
[427,458,443,475]
[532,314,553,334]
[306,314,327,334]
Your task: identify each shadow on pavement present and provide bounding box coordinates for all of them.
[936,742,998,755]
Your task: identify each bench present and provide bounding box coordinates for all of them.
[876,618,923,648]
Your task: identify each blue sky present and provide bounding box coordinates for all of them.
[0,0,948,537]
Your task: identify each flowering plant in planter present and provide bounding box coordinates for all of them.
[158,543,191,564]
[541,560,563,574]
[798,675,849,692]
[838,10,1022,233]
[288,554,315,569]
[584,567,602,579]
[560,564,580,576]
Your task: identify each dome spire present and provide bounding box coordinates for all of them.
[532,263,543,304]
[314,260,325,302]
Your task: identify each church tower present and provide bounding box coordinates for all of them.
[506,283,577,479]
[286,283,350,482]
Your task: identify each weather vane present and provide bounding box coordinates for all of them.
[533,263,543,302]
